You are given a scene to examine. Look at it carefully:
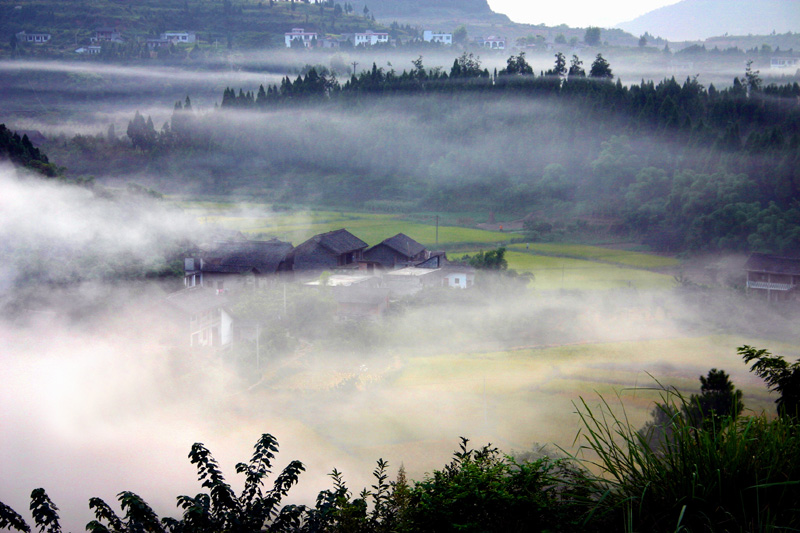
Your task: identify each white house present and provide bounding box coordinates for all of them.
[477,36,505,50]
[354,30,389,46]
[770,57,799,70]
[285,28,318,48]
[161,31,196,44]
[75,45,101,54]
[166,288,234,348]
[15,31,51,44]
[423,30,452,45]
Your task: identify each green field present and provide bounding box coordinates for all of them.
[193,208,510,247]
[186,202,681,290]
[270,335,795,458]
[456,250,677,291]
[508,243,679,269]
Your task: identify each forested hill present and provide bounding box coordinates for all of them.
[0,124,59,177]
[101,53,800,255]
[617,0,800,41]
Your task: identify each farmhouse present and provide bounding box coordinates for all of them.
[363,233,428,269]
[289,229,368,272]
[184,239,293,291]
[92,27,123,43]
[770,57,799,70]
[745,253,800,302]
[416,252,475,288]
[285,28,318,48]
[354,30,389,46]
[161,31,196,44]
[15,31,51,44]
[166,287,234,348]
[476,36,505,50]
[423,30,453,45]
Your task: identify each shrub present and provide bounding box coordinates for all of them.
[573,392,800,532]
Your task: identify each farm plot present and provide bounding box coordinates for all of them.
[509,243,679,269]
[189,206,509,247]
[459,251,677,291]
[384,335,790,452]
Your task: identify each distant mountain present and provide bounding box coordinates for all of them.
[616,0,800,41]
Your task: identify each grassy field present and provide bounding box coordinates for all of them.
[381,334,793,452]
[186,202,680,290]
[192,207,510,247]
[508,243,680,269]
[456,250,677,291]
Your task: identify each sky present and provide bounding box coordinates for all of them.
[486,0,682,28]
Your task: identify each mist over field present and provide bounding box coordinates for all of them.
[2,30,800,530]
[2,160,800,530]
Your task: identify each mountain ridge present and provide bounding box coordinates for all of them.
[616,0,800,41]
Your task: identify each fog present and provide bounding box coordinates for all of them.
[2,49,799,530]
[0,48,759,136]
[1,163,799,530]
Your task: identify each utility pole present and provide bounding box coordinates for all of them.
[256,323,260,370]
[435,215,439,247]
[351,61,358,76]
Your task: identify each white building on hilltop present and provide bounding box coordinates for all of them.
[354,30,389,46]
[477,36,505,50]
[285,28,318,48]
[161,31,196,44]
[423,30,452,45]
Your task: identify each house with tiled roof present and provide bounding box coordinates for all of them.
[363,233,428,269]
[289,229,368,272]
[745,253,800,302]
[184,239,293,291]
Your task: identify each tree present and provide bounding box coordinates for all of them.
[450,52,484,78]
[686,368,744,430]
[589,53,613,79]
[638,34,647,47]
[744,60,762,95]
[554,33,566,45]
[546,52,567,77]
[584,26,601,46]
[453,25,467,45]
[500,52,533,76]
[463,247,507,270]
[568,55,585,77]
[401,438,567,532]
[741,345,800,418]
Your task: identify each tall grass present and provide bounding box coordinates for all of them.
[572,392,800,532]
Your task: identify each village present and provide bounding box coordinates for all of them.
[167,228,475,349]
[14,25,509,57]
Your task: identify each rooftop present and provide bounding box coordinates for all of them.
[745,253,800,276]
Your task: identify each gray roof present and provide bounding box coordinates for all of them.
[375,233,426,258]
[745,253,800,276]
[304,229,367,255]
[202,239,292,274]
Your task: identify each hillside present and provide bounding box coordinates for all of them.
[616,0,800,41]
[1,0,392,50]
[367,0,508,24]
